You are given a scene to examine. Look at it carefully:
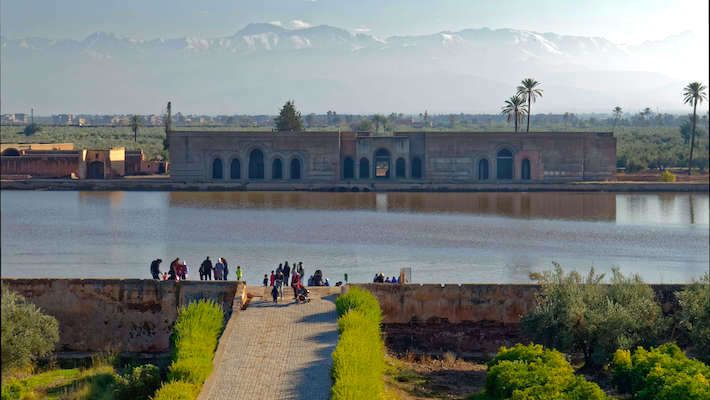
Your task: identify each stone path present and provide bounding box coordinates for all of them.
[201,293,338,400]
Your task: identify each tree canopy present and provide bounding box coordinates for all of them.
[274,100,303,132]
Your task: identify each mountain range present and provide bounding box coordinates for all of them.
[1,23,707,114]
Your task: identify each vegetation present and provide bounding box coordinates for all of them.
[501,95,528,133]
[274,100,303,132]
[1,365,117,400]
[113,364,161,400]
[516,79,543,133]
[521,264,663,367]
[682,82,708,175]
[480,343,607,400]
[130,115,141,143]
[660,169,676,182]
[675,275,710,362]
[153,299,224,400]
[332,287,385,399]
[611,343,710,400]
[1,285,59,374]
[612,106,623,131]
[22,123,41,136]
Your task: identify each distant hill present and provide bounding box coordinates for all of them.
[1,24,707,114]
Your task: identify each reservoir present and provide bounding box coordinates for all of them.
[1,191,707,284]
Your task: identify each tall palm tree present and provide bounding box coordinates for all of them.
[130,115,141,142]
[682,82,708,175]
[501,95,528,133]
[612,106,623,131]
[516,78,543,132]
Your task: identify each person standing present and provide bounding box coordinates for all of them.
[169,258,181,280]
[297,262,304,278]
[275,270,284,300]
[271,284,279,304]
[291,272,301,300]
[200,257,213,281]
[150,259,162,280]
[236,265,243,282]
[269,270,275,286]
[222,257,229,280]
[283,262,291,289]
[214,259,225,280]
[263,274,268,287]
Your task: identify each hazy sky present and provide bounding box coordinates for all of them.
[1,0,708,44]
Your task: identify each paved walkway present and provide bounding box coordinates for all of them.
[201,293,338,400]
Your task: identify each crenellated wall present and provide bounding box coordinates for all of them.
[1,279,246,354]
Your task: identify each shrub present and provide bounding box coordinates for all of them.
[153,299,224,400]
[660,170,677,182]
[336,286,382,324]
[676,274,710,362]
[484,344,607,400]
[611,343,710,400]
[332,287,385,400]
[113,363,161,400]
[1,285,59,373]
[522,264,663,367]
[21,124,41,136]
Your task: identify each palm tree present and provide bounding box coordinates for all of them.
[682,82,708,175]
[516,78,543,132]
[130,115,141,142]
[501,95,528,133]
[612,106,623,131]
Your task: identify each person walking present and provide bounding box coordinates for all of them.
[283,262,291,289]
[275,269,284,300]
[150,259,162,280]
[200,257,213,281]
[263,274,268,287]
[291,272,301,300]
[269,270,276,286]
[222,257,229,280]
[236,265,243,282]
[271,284,279,304]
[214,259,225,280]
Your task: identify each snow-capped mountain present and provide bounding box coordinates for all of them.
[1,23,706,114]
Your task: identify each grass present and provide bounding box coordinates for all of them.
[153,299,224,400]
[1,365,116,400]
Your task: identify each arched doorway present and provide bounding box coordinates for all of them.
[249,149,265,179]
[359,158,370,179]
[87,161,105,179]
[496,149,513,180]
[343,157,354,179]
[1,148,20,156]
[290,158,302,180]
[478,159,489,180]
[411,157,422,179]
[395,158,406,178]
[230,159,241,179]
[521,159,531,180]
[158,163,166,174]
[212,158,223,179]
[374,148,391,178]
[272,158,283,179]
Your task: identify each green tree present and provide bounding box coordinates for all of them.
[130,115,141,142]
[522,264,663,367]
[516,78,543,132]
[22,123,41,136]
[274,100,303,132]
[682,81,708,175]
[371,114,386,133]
[613,106,623,131]
[1,285,59,373]
[501,95,528,133]
[675,274,710,362]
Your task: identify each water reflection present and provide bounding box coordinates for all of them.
[168,192,618,221]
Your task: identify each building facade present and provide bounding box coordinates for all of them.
[168,131,616,183]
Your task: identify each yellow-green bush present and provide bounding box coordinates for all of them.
[484,344,607,400]
[611,343,710,400]
[332,288,385,400]
[153,300,224,400]
[660,170,677,182]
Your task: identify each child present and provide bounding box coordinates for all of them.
[263,274,268,287]
[271,284,279,304]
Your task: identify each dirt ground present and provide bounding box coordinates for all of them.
[385,352,487,400]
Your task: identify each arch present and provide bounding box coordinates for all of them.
[374,148,391,178]
[496,149,513,180]
[359,158,370,179]
[1,148,20,156]
[478,159,489,180]
[290,158,302,180]
[158,163,166,174]
[212,158,223,179]
[395,157,406,178]
[411,157,423,179]
[248,149,265,179]
[230,158,241,179]
[521,158,531,180]
[342,157,354,179]
[272,158,283,179]
[87,161,105,179]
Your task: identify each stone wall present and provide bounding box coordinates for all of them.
[353,283,684,358]
[1,279,246,354]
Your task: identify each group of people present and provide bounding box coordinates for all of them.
[149,257,244,281]
[373,272,401,284]
[262,261,310,304]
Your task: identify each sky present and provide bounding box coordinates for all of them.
[1,0,708,45]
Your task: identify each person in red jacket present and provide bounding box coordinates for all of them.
[291,272,301,300]
[269,270,276,286]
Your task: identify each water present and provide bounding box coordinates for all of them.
[1,191,708,284]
